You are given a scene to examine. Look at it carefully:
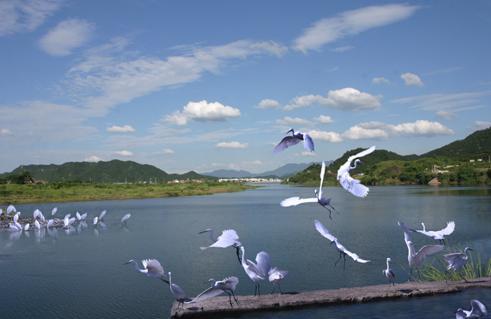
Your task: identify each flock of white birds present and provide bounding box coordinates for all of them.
[1,129,487,317]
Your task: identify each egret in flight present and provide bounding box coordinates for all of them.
[456,300,487,319]
[121,213,131,224]
[314,220,370,269]
[239,246,268,296]
[415,221,455,244]
[274,128,314,153]
[444,247,473,281]
[281,161,338,218]
[337,146,376,198]
[125,258,168,282]
[383,257,395,285]
[200,229,242,263]
[168,272,191,309]
[191,276,239,307]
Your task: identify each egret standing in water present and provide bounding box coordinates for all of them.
[191,276,239,307]
[281,161,338,218]
[415,221,455,244]
[199,229,242,263]
[274,128,314,153]
[383,257,395,285]
[168,272,191,309]
[337,146,376,198]
[456,299,487,318]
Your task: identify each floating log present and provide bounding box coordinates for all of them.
[170,277,491,318]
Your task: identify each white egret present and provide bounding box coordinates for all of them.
[7,204,16,215]
[34,220,41,230]
[46,219,55,228]
[336,146,376,198]
[33,209,42,220]
[121,213,131,224]
[314,220,370,269]
[456,299,487,318]
[168,272,191,309]
[23,223,30,231]
[51,207,58,216]
[63,215,76,228]
[93,216,99,225]
[274,128,314,153]
[383,257,395,285]
[416,221,455,244]
[125,258,168,282]
[200,229,242,263]
[444,247,473,280]
[239,246,267,296]
[99,210,107,221]
[268,267,288,294]
[281,161,338,218]
[191,276,239,307]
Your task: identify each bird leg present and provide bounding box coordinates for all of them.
[278,282,283,294]
[258,283,261,296]
[342,254,347,270]
[231,291,239,305]
[235,247,242,265]
[334,251,342,267]
[225,291,233,308]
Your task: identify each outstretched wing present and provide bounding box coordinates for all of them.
[470,299,487,317]
[339,174,369,198]
[439,221,455,236]
[318,161,326,198]
[255,251,271,277]
[341,245,370,263]
[414,244,444,265]
[222,276,239,290]
[191,286,224,303]
[303,134,315,152]
[314,220,337,242]
[280,196,317,207]
[274,136,301,153]
[145,259,164,276]
[203,229,240,249]
[347,146,376,162]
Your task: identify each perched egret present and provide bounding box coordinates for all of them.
[336,146,376,198]
[456,299,487,318]
[168,272,191,309]
[281,161,338,218]
[314,220,370,269]
[416,221,455,244]
[274,128,314,153]
[239,246,267,296]
[121,213,131,224]
[191,276,239,307]
[200,229,242,263]
[383,257,395,285]
[125,258,168,282]
[444,247,473,281]
[51,207,58,216]
[268,267,288,294]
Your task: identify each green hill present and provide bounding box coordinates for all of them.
[1,160,213,183]
[422,127,491,159]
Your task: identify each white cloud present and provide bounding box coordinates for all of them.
[308,130,343,143]
[436,110,454,120]
[166,100,241,125]
[475,121,491,130]
[0,128,12,136]
[372,77,390,85]
[114,150,133,157]
[0,0,61,36]
[331,45,354,53]
[401,72,423,86]
[106,124,135,133]
[286,88,380,111]
[163,148,175,155]
[85,155,102,162]
[39,19,95,56]
[276,116,310,126]
[216,141,248,149]
[257,98,280,109]
[293,4,419,52]
[343,125,388,140]
[356,120,454,137]
[315,115,333,124]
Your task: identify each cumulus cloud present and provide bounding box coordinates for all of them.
[257,99,280,109]
[106,124,135,133]
[85,155,102,162]
[372,77,390,85]
[166,100,240,125]
[276,116,310,126]
[293,4,419,52]
[114,150,133,157]
[308,130,343,143]
[401,72,423,86]
[316,115,333,124]
[39,19,95,56]
[163,148,175,155]
[343,125,388,140]
[285,88,380,111]
[216,141,248,149]
[475,121,491,130]
[0,0,62,36]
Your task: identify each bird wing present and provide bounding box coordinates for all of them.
[443,252,464,264]
[339,173,369,198]
[144,259,164,275]
[76,212,81,220]
[302,133,315,152]
[439,221,455,236]
[280,196,317,207]
[7,205,16,214]
[470,299,487,317]
[314,220,337,242]
[51,207,57,215]
[255,251,271,277]
[318,161,326,198]
[171,283,187,300]
[414,244,444,264]
[99,210,107,219]
[268,268,288,281]
[207,229,239,248]
[191,286,224,303]
[222,276,239,290]
[335,241,370,263]
[273,136,301,153]
[347,146,376,163]
[245,259,265,278]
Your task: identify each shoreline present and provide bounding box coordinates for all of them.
[0,182,256,205]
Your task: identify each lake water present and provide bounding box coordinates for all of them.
[1,185,490,318]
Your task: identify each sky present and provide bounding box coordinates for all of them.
[1,0,490,174]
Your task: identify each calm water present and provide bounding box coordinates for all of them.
[0,185,490,318]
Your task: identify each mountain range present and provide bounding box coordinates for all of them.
[202,162,315,178]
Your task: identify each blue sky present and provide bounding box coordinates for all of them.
[1,0,490,173]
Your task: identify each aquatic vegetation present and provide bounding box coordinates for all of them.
[420,251,490,281]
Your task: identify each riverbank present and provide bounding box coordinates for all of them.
[0,182,255,204]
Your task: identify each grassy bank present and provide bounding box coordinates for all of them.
[0,182,255,204]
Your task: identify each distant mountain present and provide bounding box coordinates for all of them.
[203,162,315,178]
[202,169,254,178]
[4,160,213,183]
[422,127,491,159]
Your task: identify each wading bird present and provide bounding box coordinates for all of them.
[444,247,473,281]
[121,213,131,224]
[200,229,242,263]
[239,246,267,296]
[456,299,487,318]
[191,276,239,307]
[416,221,455,244]
[336,146,376,198]
[168,272,191,309]
[274,128,314,153]
[268,267,288,294]
[51,207,58,216]
[383,257,395,285]
[314,220,370,269]
[125,258,168,282]
[398,221,443,278]
[281,161,338,218]
[23,223,30,231]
